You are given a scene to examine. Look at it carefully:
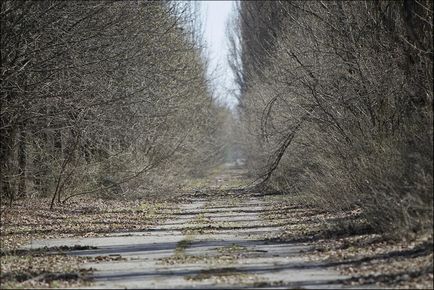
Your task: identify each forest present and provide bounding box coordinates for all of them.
[1,1,433,289]
[1,1,232,209]
[230,0,433,239]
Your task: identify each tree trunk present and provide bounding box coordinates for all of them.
[17,123,27,199]
[0,126,16,207]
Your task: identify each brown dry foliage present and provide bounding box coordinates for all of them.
[231,1,433,235]
[0,1,229,208]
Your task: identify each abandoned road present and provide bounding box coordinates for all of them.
[24,187,351,288]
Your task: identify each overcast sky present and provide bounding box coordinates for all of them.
[199,1,238,109]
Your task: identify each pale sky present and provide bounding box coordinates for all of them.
[199,1,238,109]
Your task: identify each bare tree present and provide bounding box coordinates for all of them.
[232,0,433,233]
[1,1,229,209]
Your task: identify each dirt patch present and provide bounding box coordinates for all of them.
[185,267,260,285]
[159,242,266,266]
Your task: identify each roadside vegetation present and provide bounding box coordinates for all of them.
[0,1,230,210]
[229,0,432,244]
[228,1,433,287]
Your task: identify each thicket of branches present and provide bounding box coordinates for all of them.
[1,1,228,208]
[230,0,433,234]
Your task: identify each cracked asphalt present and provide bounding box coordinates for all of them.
[24,188,351,289]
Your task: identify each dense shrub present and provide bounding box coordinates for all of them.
[231,1,433,234]
[1,1,228,207]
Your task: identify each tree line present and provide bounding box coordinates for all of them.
[229,0,433,233]
[1,1,229,209]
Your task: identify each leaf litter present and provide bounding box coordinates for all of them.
[0,196,177,288]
